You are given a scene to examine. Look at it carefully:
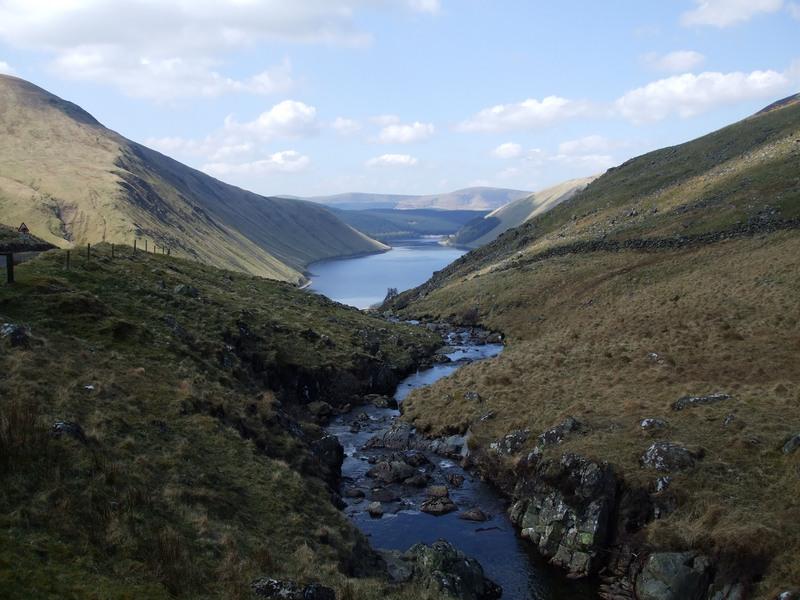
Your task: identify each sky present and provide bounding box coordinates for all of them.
[0,0,797,198]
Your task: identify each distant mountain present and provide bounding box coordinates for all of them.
[304,187,532,211]
[331,208,488,241]
[448,176,597,248]
[0,75,385,284]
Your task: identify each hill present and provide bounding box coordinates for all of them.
[385,95,800,597]
[332,208,487,241]
[0,244,446,598]
[305,187,531,211]
[0,75,386,284]
[448,176,597,248]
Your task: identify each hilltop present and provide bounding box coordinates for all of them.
[386,95,800,597]
[303,187,531,211]
[331,208,487,241]
[0,75,385,284]
[448,176,597,248]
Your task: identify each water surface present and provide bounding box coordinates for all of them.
[307,237,464,308]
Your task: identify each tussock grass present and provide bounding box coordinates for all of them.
[0,244,438,598]
[398,233,800,597]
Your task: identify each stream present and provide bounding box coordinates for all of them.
[325,328,595,599]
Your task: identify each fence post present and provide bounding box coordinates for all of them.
[145,240,148,253]
[133,239,137,255]
[87,243,91,262]
[3,253,13,284]
[111,243,115,259]
[65,250,70,271]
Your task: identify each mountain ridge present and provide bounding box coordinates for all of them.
[0,74,386,284]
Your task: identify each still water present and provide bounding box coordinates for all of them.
[307,237,464,308]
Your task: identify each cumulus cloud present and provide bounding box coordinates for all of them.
[376,121,434,143]
[331,117,361,136]
[616,69,792,123]
[366,153,418,167]
[0,60,14,75]
[681,0,784,27]
[643,50,706,73]
[457,96,590,133]
[203,150,310,176]
[224,100,319,139]
[0,1,436,99]
[492,142,523,159]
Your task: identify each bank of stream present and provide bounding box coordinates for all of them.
[325,326,596,599]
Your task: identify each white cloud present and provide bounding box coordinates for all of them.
[681,0,784,27]
[558,135,615,156]
[616,69,792,123]
[0,60,14,75]
[643,50,706,73]
[331,117,361,136]
[457,96,589,133]
[366,153,418,167]
[407,0,441,14]
[492,142,523,159]
[376,121,434,143]
[370,114,401,126]
[224,100,319,139]
[203,150,310,176]
[0,1,436,99]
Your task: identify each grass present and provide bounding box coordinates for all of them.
[395,233,800,597]
[386,98,800,596]
[0,244,440,599]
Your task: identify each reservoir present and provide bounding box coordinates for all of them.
[307,237,465,308]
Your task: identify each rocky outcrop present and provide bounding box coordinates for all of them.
[641,442,702,472]
[364,422,464,458]
[250,578,336,599]
[509,453,617,576]
[635,552,712,600]
[390,540,501,600]
[672,393,731,411]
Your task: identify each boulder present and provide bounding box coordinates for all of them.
[489,429,530,455]
[365,394,398,409]
[311,435,344,484]
[672,392,730,411]
[50,421,88,444]
[343,487,365,498]
[367,461,416,484]
[308,401,333,419]
[404,540,501,600]
[459,508,489,522]
[368,501,384,518]
[0,322,32,347]
[641,442,701,472]
[404,473,430,487]
[402,450,430,467]
[426,485,449,498]
[537,417,580,446]
[378,549,414,583]
[782,434,800,455]
[635,552,711,600]
[641,418,668,431]
[463,391,481,402]
[447,473,465,487]
[420,496,457,515]
[250,578,336,599]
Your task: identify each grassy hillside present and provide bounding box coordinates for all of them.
[386,96,800,596]
[0,245,442,599]
[332,208,487,241]
[305,187,531,211]
[0,75,386,284]
[448,177,597,248]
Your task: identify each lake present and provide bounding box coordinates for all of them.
[306,237,465,308]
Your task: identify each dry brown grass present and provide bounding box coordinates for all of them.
[399,232,800,597]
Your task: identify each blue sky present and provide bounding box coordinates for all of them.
[0,0,797,197]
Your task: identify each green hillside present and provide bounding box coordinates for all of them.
[0,245,441,598]
[386,95,800,597]
[0,75,386,284]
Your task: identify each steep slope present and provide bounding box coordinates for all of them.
[0,245,441,598]
[386,96,800,597]
[331,208,487,241]
[0,75,385,284]
[448,176,597,248]
[305,187,531,211]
